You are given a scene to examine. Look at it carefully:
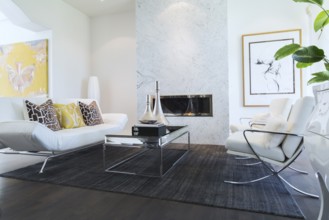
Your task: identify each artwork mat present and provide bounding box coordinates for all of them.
[242,29,302,107]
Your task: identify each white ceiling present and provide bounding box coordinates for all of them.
[63,0,135,17]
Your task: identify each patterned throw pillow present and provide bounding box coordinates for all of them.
[53,103,86,129]
[25,99,62,131]
[78,101,104,126]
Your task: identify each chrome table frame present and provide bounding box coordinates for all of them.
[103,126,190,178]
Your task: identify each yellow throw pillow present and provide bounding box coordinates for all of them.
[53,103,86,129]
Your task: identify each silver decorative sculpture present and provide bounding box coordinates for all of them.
[153,81,169,125]
[139,94,157,124]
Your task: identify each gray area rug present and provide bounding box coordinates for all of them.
[0,144,304,219]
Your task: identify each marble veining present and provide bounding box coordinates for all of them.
[137,0,228,145]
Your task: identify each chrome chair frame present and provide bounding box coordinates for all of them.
[225,129,319,199]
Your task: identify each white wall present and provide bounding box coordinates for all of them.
[12,0,90,98]
[228,0,311,125]
[91,11,136,130]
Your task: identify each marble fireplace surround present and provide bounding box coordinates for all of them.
[136,0,229,145]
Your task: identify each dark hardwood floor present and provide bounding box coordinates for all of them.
[0,145,320,220]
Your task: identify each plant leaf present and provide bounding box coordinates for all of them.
[292,46,325,63]
[307,71,329,85]
[325,63,329,70]
[274,44,301,60]
[293,0,323,6]
[296,62,313,68]
[314,10,329,32]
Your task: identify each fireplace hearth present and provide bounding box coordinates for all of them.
[152,94,212,117]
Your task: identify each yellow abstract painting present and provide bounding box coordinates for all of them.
[0,39,48,97]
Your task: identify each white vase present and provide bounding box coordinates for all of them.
[88,76,100,103]
[153,81,169,125]
[139,94,157,124]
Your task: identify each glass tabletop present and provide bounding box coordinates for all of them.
[105,125,189,148]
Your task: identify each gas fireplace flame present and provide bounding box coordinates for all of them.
[184,112,195,116]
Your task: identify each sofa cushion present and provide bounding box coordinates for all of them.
[78,101,103,126]
[25,99,61,131]
[53,103,86,129]
[0,121,60,151]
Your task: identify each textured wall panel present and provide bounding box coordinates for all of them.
[137,0,228,144]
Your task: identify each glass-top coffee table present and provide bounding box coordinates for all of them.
[103,125,190,178]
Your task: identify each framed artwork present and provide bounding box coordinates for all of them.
[0,39,48,97]
[242,29,302,107]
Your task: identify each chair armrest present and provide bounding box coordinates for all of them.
[243,129,302,137]
[308,130,329,140]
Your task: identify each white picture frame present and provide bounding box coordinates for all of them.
[242,29,302,107]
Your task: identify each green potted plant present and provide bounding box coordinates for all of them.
[274,0,329,84]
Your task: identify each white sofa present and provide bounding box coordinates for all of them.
[0,97,128,172]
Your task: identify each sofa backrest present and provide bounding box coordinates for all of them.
[52,98,102,114]
[0,98,25,121]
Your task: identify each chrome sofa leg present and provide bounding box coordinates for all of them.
[39,157,50,174]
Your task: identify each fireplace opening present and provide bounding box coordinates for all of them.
[153,94,212,117]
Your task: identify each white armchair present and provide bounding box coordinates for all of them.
[225,96,318,198]
[230,98,293,133]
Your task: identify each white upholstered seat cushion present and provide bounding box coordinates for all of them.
[225,131,286,162]
[0,121,60,151]
[55,113,127,151]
